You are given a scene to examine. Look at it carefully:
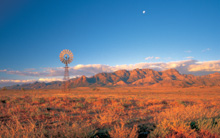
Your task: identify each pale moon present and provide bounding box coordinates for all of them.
[143,10,146,14]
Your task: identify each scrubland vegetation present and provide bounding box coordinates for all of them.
[0,86,220,138]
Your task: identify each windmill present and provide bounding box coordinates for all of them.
[59,49,73,91]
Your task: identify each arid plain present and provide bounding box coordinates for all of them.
[0,86,220,138]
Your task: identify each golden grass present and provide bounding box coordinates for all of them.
[0,86,220,138]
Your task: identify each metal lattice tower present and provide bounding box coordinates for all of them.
[59,49,73,92]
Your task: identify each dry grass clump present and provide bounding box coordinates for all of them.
[0,116,96,138]
[108,121,138,138]
[150,101,220,138]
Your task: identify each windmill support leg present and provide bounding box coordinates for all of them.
[63,65,70,92]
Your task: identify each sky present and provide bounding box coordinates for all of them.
[0,0,220,87]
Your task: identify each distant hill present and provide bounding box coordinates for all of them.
[6,68,220,89]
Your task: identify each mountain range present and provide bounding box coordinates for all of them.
[6,68,220,89]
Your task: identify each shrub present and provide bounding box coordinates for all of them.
[1,87,7,91]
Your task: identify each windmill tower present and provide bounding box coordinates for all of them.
[59,49,73,92]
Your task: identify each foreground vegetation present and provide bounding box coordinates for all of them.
[0,86,220,138]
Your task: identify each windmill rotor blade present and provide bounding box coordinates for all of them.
[59,49,74,65]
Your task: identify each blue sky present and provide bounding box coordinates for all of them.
[0,0,220,87]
